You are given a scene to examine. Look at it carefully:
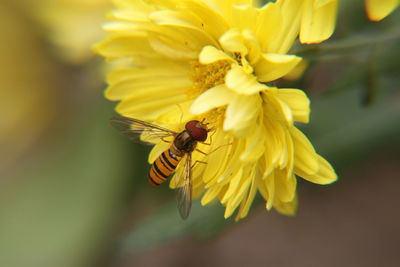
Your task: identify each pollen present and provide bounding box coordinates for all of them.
[204,107,225,128]
[186,60,231,98]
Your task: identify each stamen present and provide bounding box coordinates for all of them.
[186,60,231,98]
[203,107,225,129]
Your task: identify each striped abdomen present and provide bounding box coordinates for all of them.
[148,149,182,186]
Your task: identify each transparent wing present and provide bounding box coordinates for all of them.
[110,116,177,144]
[174,153,192,220]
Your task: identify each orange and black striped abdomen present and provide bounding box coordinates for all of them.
[148,149,181,186]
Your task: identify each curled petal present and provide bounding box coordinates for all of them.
[219,28,248,54]
[225,64,266,95]
[276,89,310,123]
[296,154,338,184]
[199,45,234,64]
[255,53,302,82]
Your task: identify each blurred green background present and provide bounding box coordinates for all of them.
[0,1,399,266]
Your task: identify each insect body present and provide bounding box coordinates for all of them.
[110,116,209,219]
[148,120,208,187]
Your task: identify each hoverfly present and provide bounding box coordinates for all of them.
[110,116,211,219]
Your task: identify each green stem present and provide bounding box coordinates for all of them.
[293,28,400,56]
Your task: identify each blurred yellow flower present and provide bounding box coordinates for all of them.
[0,1,59,171]
[95,0,337,220]
[30,0,111,64]
[365,0,399,21]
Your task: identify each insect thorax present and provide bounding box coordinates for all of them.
[173,131,197,154]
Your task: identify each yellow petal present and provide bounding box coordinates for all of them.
[262,105,287,167]
[283,60,308,81]
[150,9,203,30]
[267,0,302,54]
[147,29,200,59]
[225,64,267,95]
[105,68,191,100]
[242,29,262,65]
[201,185,223,205]
[202,129,232,185]
[107,8,150,23]
[236,172,257,220]
[275,98,293,125]
[221,168,244,204]
[224,169,252,218]
[255,53,302,82]
[275,172,297,203]
[255,2,282,52]
[300,0,338,44]
[365,0,399,21]
[93,35,154,59]
[216,137,245,185]
[296,154,338,184]
[230,4,257,30]
[284,129,295,178]
[274,194,298,216]
[113,0,154,10]
[190,85,233,114]
[265,171,275,210]
[179,0,229,40]
[276,89,310,123]
[198,45,233,64]
[240,119,265,162]
[219,28,248,54]
[224,94,261,134]
[116,94,187,120]
[291,126,319,175]
[149,10,218,47]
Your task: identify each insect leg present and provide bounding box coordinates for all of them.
[196,142,233,156]
[202,128,216,146]
[195,148,208,155]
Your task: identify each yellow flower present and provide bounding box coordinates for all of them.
[95,0,337,220]
[365,0,399,21]
[30,0,111,64]
[0,1,58,171]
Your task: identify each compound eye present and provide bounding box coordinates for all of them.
[185,120,208,141]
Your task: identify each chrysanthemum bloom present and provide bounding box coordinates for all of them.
[32,0,111,64]
[95,0,337,220]
[364,0,399,21]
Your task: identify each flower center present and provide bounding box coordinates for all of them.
[186,60,231,98]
